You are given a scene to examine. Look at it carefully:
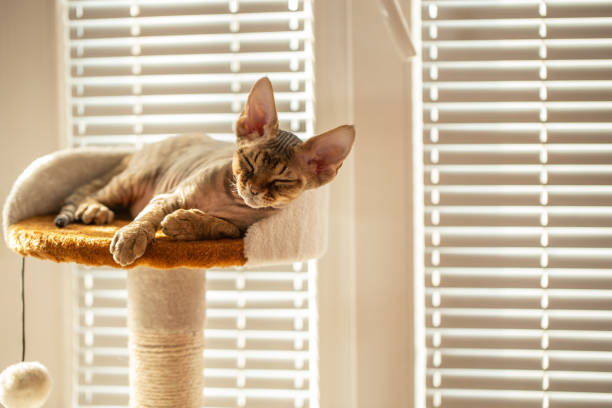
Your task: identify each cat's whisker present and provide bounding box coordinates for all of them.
[228,177,240,194]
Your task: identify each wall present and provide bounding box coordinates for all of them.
[0,1,65,407]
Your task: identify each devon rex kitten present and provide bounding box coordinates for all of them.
[54,77,355,266]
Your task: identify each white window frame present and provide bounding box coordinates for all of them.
[316,0,421,407]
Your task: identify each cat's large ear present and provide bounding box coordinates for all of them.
[297,125,355,187]
[235,77,279,143]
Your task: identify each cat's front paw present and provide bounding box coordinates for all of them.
[110,222,155,266]
[161,209,203,240]
[161,209,241,240]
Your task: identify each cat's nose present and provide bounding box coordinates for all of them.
[249,185,262,196]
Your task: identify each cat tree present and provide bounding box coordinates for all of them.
[3,147,328,407]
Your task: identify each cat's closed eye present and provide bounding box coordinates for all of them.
[242,156,254,172]
[271,179,297,186]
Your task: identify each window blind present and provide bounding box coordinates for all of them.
[420,1,612,407]
[61,1,318,407]
[63,0,314,147]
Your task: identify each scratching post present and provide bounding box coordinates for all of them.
[3,148,328,407]
[128,267,206,407]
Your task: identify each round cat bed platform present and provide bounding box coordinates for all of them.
[7,215,246,270]
[2,146,329,407]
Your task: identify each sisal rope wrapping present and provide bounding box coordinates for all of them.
[128,267,206,408]
[129,330,204,407]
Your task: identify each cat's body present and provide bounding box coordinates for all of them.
[110,133,276,231]
[55,78,355,266]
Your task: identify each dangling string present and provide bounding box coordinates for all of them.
[21,256,26,362]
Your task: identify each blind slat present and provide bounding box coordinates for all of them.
[67,12,309,28]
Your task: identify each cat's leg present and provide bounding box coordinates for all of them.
[75,165,135,226]
[161,209,241,240]
[77,166,151,226]
[55,160,128,227]
[89,170,135,207]
[110,192,184,266]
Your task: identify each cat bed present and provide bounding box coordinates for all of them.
[6,215,246,269]
[3,146,328,269]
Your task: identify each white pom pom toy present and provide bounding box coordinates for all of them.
[0,362,51,408]
[0,259,52,408]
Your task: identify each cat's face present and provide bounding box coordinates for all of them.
[232,78,355,209]
[232,142,306,209]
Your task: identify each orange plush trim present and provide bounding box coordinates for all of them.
[6,215,246,270]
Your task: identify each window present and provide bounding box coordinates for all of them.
[420,1,612,407]
[60,1,318,407]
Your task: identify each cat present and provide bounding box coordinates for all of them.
[54,77,355,266]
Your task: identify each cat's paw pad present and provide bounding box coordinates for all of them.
[110,223,154,266]
[76,201,114,225]
[161,209,202,240]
